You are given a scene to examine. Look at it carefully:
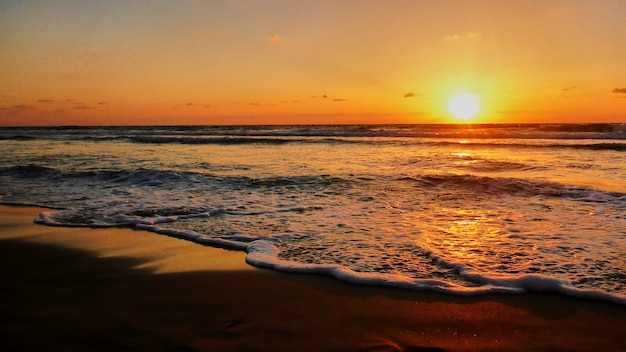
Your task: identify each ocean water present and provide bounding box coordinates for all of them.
[1,124,625,304]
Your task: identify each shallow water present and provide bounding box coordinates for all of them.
[1,124,625,303]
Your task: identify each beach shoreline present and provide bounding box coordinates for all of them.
[1,205,625,351]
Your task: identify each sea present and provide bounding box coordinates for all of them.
[1,124,625,304]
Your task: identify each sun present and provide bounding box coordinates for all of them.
[448,94,479,120]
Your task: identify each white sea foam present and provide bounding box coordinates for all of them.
[244,239,626,304]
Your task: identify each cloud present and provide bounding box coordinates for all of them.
[404,92,416,98]
[444,33,477,41]
[612,88,626,94]
[1,104,37,115]
[11,104,37,110]
[311,94,347,102]
[73,105,95,110]
[38,99,54,103]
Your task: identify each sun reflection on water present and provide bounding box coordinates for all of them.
[418,207,518,274]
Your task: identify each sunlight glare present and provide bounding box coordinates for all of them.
[448,94,479,120]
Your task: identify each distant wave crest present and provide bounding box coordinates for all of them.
[400,173,625,201]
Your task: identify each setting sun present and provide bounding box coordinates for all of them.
[448,94,479,120]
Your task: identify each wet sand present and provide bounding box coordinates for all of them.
[1,205,625,351]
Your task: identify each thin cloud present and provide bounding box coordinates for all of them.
[612,88,626,94]
[312,94,348,102]
[2,104,37,115]
[73,105,95,110]
[11,104,37,110]
[38,99,54,103]
[444,33,477,41]
[404,92,416,98]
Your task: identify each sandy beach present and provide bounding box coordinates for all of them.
[1,205,625,351]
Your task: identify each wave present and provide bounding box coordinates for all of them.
[99,136,626,151]
[453,159,544,172]
[4,124,625,307]
[246,174,351,188]
[430,140,626,152]
[0,164,63,178]
[2,125,625,152]
[0,135,36,141]
[243,239,626,305]
[3,164,622,205]
[34,206,218,228]
[400,174,625,201]
[6,167,624,307]
[3,131,625,150]
[29,199,626,306]
[0,164,355,189]
[30,207,626,306]
[124,135,626,151]
[128,136,307,145]
[98,130,626,151]
[569,143,626,151]
[537,123,626,133]
[29,208,626,305]
[2,123,625,140]
[0,164,194,185]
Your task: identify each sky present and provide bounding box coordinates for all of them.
[1,0,626,126]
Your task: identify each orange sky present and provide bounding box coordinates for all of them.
[1,0,626,126]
